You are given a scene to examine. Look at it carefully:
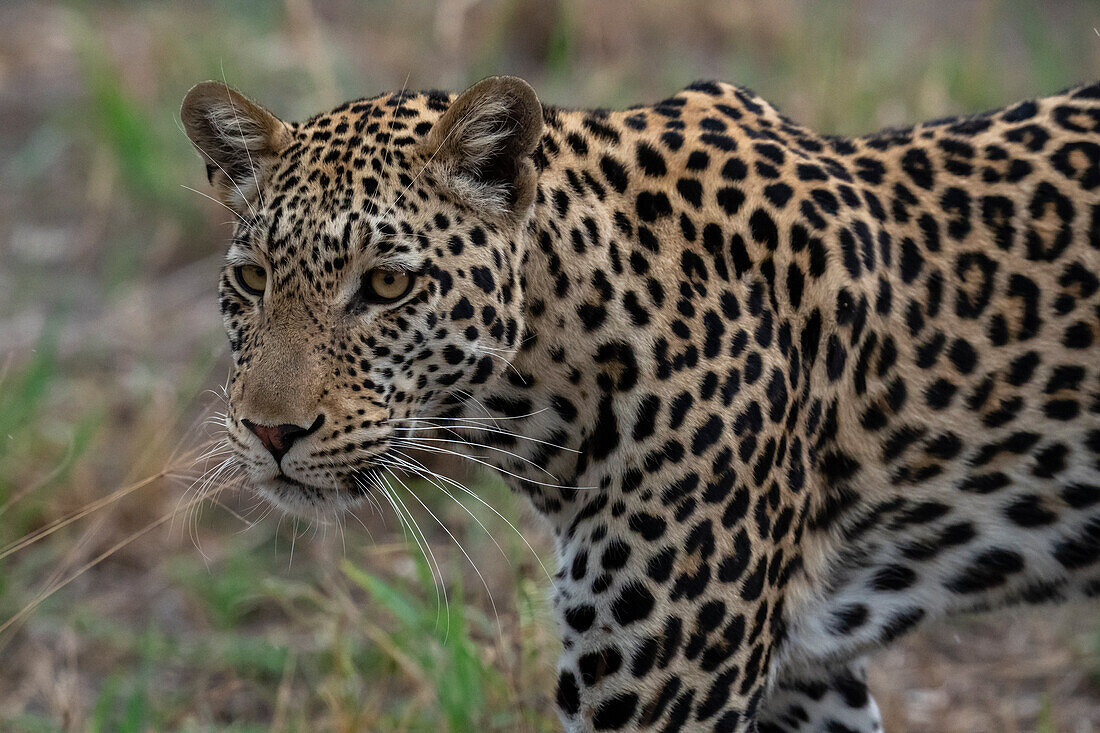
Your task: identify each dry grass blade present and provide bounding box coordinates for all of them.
[0,487,218,646]
[0,439,226,562]
[0,438,79,520]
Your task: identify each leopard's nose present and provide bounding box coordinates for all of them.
[242,414,325,463]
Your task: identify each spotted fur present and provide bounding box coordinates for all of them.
[182,76,1100,731]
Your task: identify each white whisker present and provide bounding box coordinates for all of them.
[388,438,592,490]
[366,73,411,221]
[393,435,558,480]
[382,466,505,644]
[180,185,249,225]
[382,450,552,583]
[221,63,266,214]
[390,421,579,453]
[387,407,552,424]
[375,470,448,625]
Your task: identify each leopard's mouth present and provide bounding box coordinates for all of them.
[251,465,386,518]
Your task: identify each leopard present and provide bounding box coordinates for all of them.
[181,74,1100,731]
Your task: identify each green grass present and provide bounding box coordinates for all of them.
[2,482,558,731]
[344,556,502,731]
[0,328,100,548]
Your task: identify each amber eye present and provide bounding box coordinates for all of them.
[234,264,268,297]
[362,268,414,303]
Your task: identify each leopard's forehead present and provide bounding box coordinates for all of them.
[231,91,459,267]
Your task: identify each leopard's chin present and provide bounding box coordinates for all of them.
[251,470,378,521]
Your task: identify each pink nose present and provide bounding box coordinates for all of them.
[242,415,324,462]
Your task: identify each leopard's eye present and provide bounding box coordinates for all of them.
[234,264,268,297]
[362,268,414,303]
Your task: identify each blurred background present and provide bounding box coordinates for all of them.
[1,1,1098,731]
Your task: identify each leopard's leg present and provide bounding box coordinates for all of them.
[757,658,882,733]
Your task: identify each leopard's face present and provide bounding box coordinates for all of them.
[183,78,544,516]
[220,208,526,515]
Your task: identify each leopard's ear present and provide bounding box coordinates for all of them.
[425,75,543,221]
[181,82,291,216]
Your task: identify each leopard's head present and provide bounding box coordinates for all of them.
[181,77,544,516]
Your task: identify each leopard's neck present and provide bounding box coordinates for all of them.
[453,100,816,528]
